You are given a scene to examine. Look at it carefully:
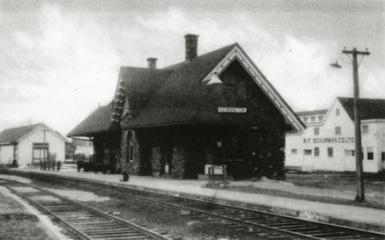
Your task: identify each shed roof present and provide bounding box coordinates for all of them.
[0,123,41,144]
[338,97,385,121]
[0,123,68,144]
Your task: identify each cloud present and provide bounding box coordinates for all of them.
[134,7,380,111]
[0,3,120,133]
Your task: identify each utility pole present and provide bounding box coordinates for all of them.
[342,47,370,202]
[41,128,48,168]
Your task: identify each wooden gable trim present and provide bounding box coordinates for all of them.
[111,68,127,124]
[202,44,305,132]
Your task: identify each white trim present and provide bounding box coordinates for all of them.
[202,45,305,132]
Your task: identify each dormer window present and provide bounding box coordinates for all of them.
[311,116,316,122]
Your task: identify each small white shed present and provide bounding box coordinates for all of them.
[0,123,68,167]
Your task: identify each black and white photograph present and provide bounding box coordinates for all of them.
[0,0,384,239]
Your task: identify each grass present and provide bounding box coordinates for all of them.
[213,172,385,209]
[286,172,385,194]
[0,219,54,240]
[0,190,54,240]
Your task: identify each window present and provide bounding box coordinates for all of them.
[128,142,134,162]
[367,147,374,160]
[335,126,341,135]
[314,147,319,157]
[32,143,49,164]
[291,149,297,154]
[14,145,18,162]
[382,152,385,161]
[345,149,355,157]
[362,125,369,134]
[327,147,333,157]
[303,117,308,122]
[304,149,312,156]
[311,116,316,122]
[336,108,340,116]
[314,127,319,135]
[318,116,323,122]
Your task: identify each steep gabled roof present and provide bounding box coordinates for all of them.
[67,103,116,137]
[121,44,237,128]
[119,67,173,118]
[338,97,385,121]
[70,41,305,135]
[0,123,41,144]
[120,43,304,131]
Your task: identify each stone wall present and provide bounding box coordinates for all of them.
[251,128,286,180]
[120,126,286,180]
[150,146,162,176]
[120,130,140,175]
[170,145,185,178]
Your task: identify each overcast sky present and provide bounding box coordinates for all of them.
[0,0,384,134]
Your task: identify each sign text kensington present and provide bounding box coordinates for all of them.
[218,107,247,113]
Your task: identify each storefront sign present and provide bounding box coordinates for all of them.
[218,107,247,113]
[303,137,355,144]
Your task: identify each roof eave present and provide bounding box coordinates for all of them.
[0,141,17,146]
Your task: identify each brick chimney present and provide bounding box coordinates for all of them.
[147,57,157,69]
[184,34,199,61]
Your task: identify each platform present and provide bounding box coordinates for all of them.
[4,168,385,233]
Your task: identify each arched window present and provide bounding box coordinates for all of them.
[126,131,134,162]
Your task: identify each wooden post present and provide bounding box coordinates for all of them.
[342,47,370,202]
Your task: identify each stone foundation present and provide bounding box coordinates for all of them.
[120,126,286,180]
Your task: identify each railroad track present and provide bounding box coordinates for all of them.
[4,172,385,240]
[110,186,385,240]
[2,179,174,240]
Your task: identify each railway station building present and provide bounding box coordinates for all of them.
[285,97,385,173]
[68,34,305,179]
[114,34,304,179]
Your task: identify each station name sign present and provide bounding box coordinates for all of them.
[218,107,247,113]
[303,137,355,144]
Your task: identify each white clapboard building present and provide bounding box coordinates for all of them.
[0,123,68,167]
[285,97,385,173]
